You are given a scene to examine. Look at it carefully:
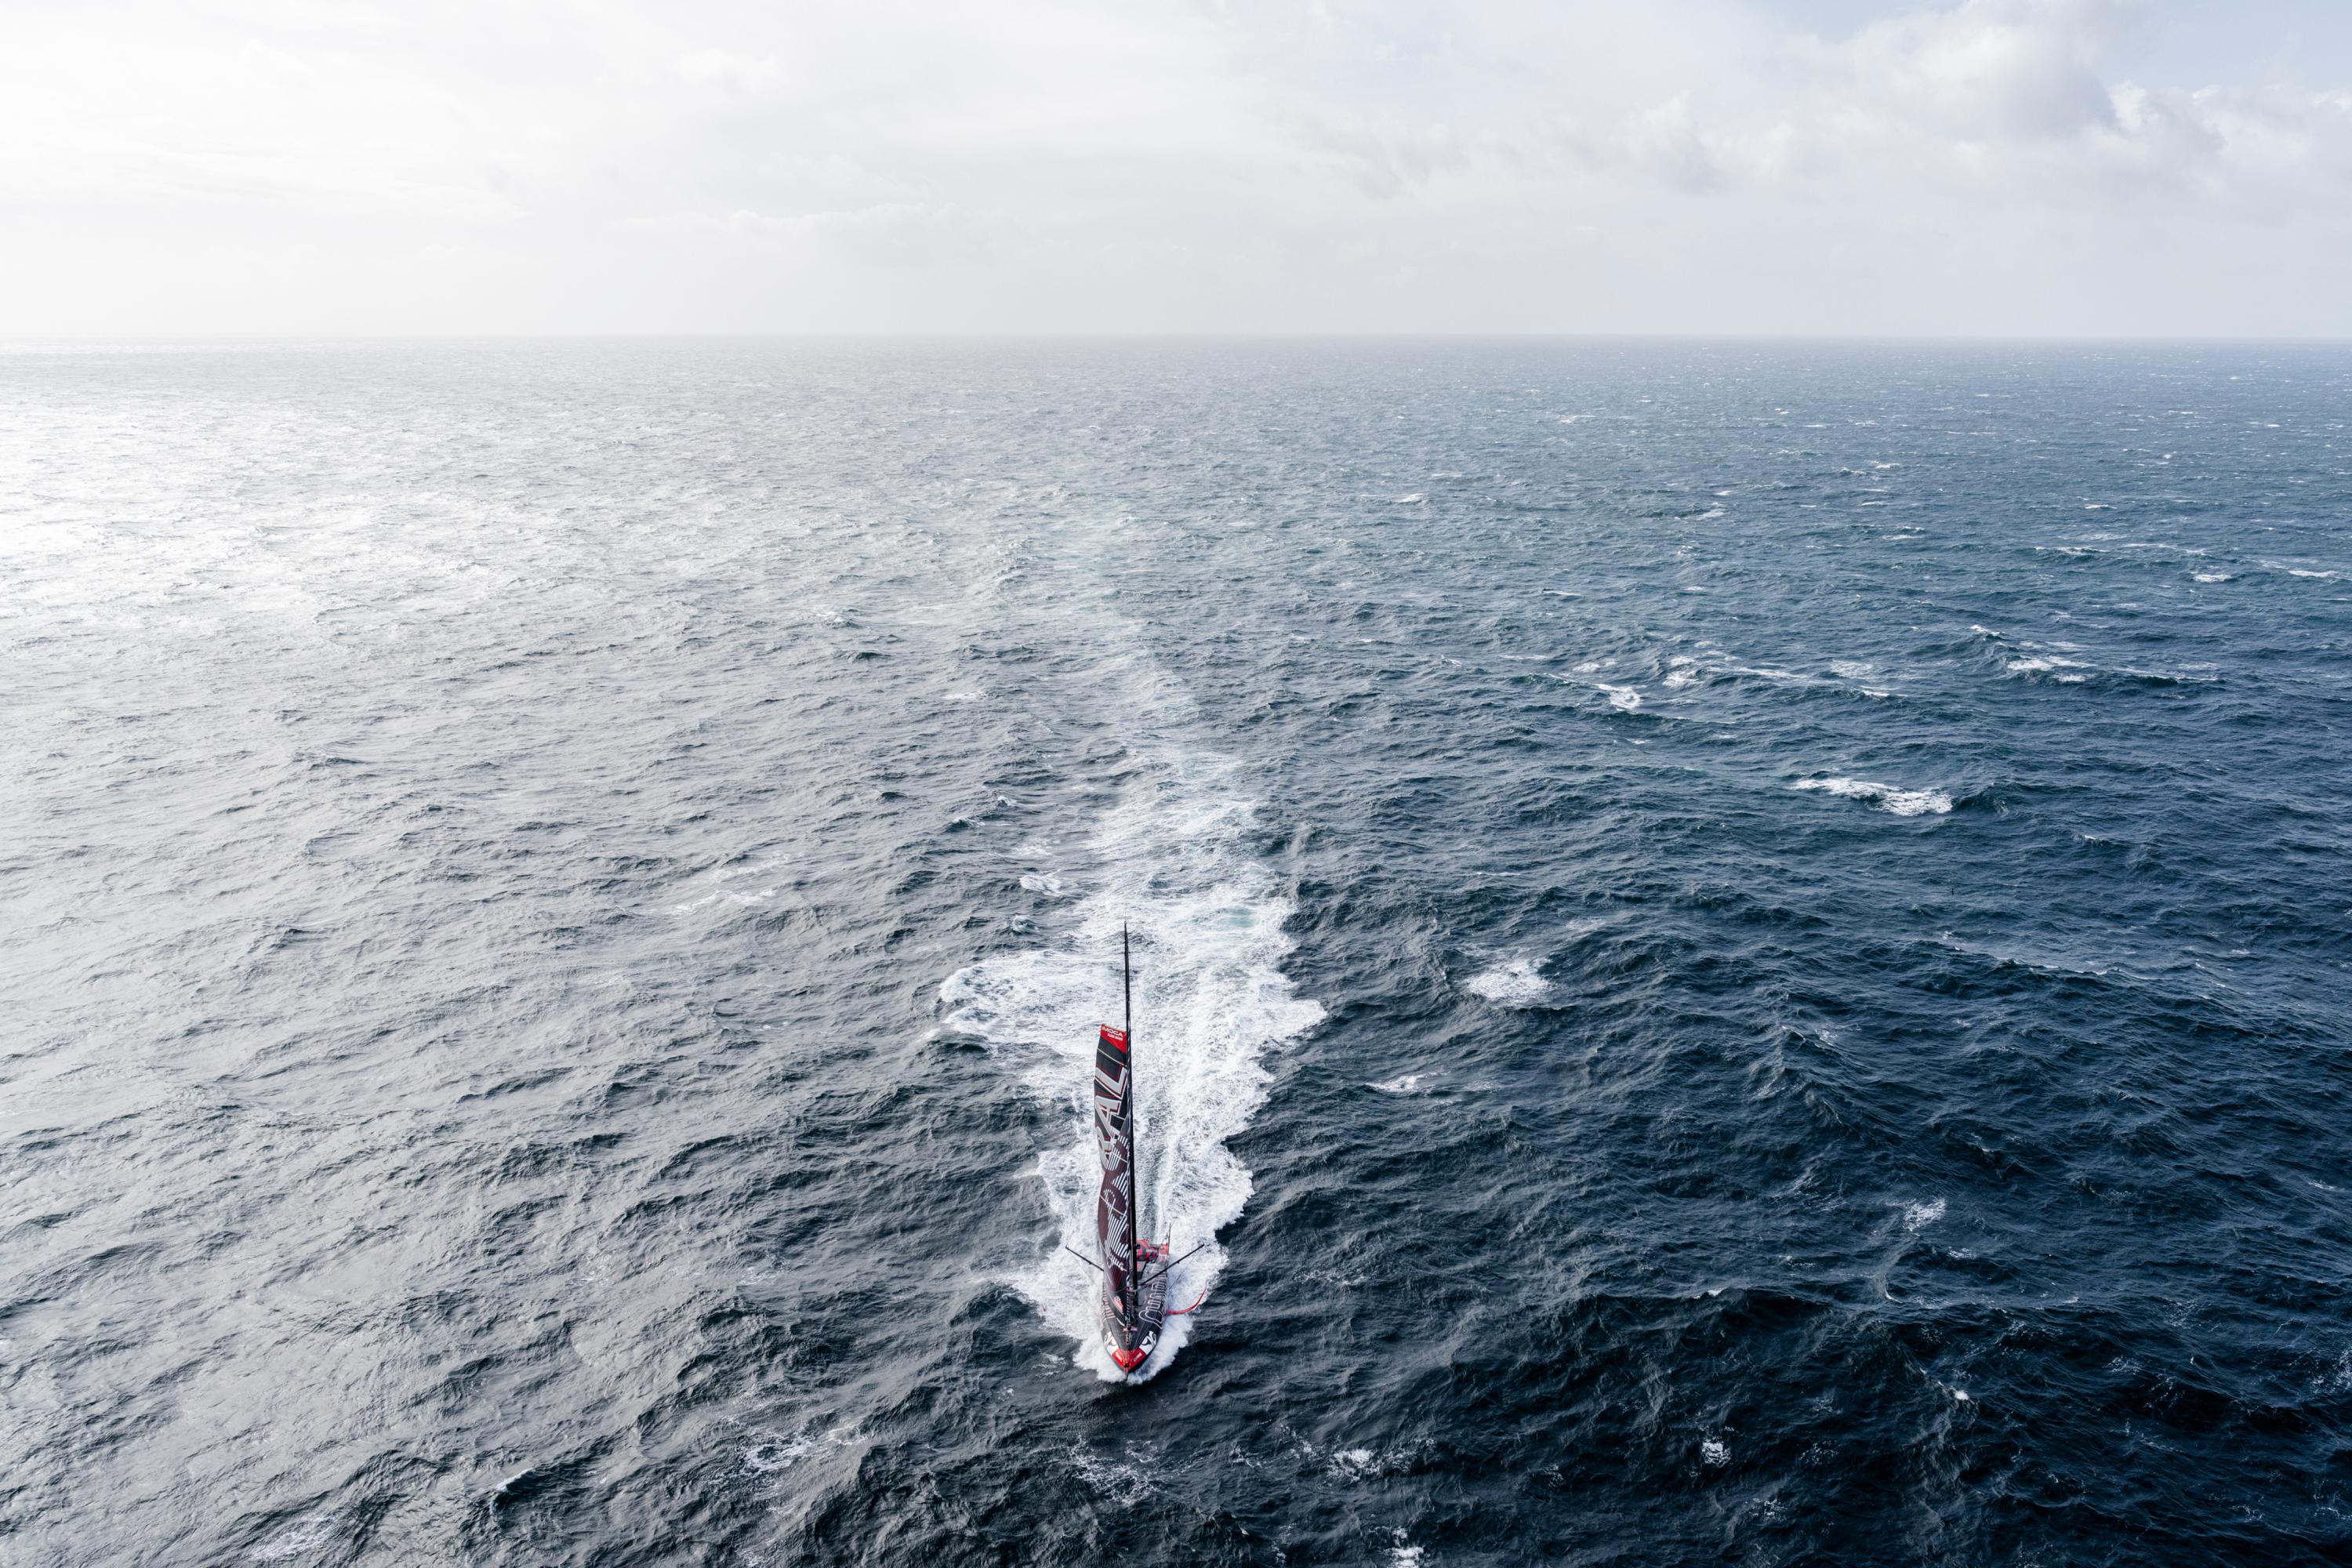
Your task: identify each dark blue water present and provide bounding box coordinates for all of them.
[5,340,2350,1566]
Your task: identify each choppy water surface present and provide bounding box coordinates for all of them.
[5,340,2350,1566]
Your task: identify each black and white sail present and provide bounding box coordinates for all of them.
[1093,926,1163,1373]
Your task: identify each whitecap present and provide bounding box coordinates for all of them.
[1790,776,1954,817]
[1370,1073,1425,1095]
[2005,655,2090,684]
[743,1431,815,1473]
[1018,873,1065,896]
[1902,1196,1946,1232]
[1466,958,1550,1006]
[1598,683,1642,713]
[1700,1438,1730,1468]
[2192,572,2233,583]
[249,1514,333,1563]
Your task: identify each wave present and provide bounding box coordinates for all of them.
[249,1513,333,1563]
[2005,655,2092,684]
[1789,775,1955,817]
[942,753,1323,1382]
[2002,644,2220,691]
[1465,957,1551,1006]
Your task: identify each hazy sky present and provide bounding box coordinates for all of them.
[6,0,2350,336]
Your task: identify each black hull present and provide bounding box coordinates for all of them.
[1103,1239,1170,1373]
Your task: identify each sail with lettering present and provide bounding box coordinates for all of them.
[1092,926,1168,1373]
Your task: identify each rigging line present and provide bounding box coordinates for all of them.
[1134,1241,1206,1294]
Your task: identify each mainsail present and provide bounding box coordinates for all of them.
[1095,921,1137,1314]
[1093,1014,1134,1323]
[1089,925,1169,1374]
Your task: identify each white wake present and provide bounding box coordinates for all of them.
[942,750,1323,1381]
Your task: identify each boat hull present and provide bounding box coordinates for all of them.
[1104,1238,1171,1373]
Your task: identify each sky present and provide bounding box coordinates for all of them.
[4,0,2350,336]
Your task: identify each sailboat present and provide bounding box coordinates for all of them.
[1073,926,1203,1375]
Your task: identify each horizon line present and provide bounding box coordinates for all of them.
[5,330,2351,347]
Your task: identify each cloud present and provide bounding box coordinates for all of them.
[1559,93,1737,193]
[1834,0,2128,141]
[1289,116,1474,199]
[700,201,989,268]
[1535,0,2352,219]
[0,0,2347,333]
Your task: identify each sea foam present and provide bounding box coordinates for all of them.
[1790,776,1954,817]
[1466,957,1551,1006]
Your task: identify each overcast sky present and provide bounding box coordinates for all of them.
[5,0,2350,336]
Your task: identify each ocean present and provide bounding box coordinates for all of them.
[4,339,2349,1565]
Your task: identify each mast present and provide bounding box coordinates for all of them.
[1122,924,1137,1316]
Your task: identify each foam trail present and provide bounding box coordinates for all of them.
[942,754,1323,1381]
